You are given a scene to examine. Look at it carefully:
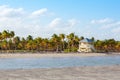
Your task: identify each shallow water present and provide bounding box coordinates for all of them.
[0,55,120,69]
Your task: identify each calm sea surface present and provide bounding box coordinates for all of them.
[0,55,120,69]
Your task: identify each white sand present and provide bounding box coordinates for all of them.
[0,65,120,80]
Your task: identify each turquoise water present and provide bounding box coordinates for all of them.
[0,55,120,69]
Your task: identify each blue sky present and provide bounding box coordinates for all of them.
[0,0,120,40]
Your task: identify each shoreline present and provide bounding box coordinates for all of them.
[0,65,120,80]
[0,52,119,58]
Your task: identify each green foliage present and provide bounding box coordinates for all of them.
[64,47,78,53]
[64,49,71,53]
[0,30,120,53]
[71,47,78,52]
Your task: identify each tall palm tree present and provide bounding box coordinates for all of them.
[0,32,3,50]
[66,33,75,49]
[8,31,15,50]
[13,36,20,50]
[80,36,84,40]
[27,35,33,41]
[116,41,120,51]
[26,40,32,50]
[74,35,80,48]
[91,37,95,42]
[8,39,13,50]
[51,34,60,52]
[59,33,65,51]
[34,37,42,51]
[1,40,8,50]
[26,40,37,51]
[0,32,3,41]
[94,40,104,52]
[10,31,15,39]
[107,39,116,51]
[43,38,49,51]
[21,37,26,50]
[2,30,9,40]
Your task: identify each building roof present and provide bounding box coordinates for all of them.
[80,38,93,43]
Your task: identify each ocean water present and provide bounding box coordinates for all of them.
[0,55,120,69]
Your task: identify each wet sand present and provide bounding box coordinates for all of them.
[0,53,107,58]
[0,65,120,80]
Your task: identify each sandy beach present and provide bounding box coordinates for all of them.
[0,53,120,80]
[0,53,108,58]
[0,65,119,80]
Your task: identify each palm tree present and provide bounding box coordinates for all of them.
[74,35,80,48]
[91,37,95,42]
[94,40,103,52]
[51,34,60,52]
[10,31,15,39]
[13,36,20,50]
[34,37,42,51]
[43,38,49,51]
[27,35,33,41]
[8,39,13,50]
[0,32,3,41]
[116,41,120,51]
[66,33,75,49]
[26,40,32,50]
[0,32,3,50]
[59,33,65,51]
[25,35,34,51]
[26,40,37,51]
[1,40,8,50]
[21,37,26,50]
[109,39,116,51]
[103,40,109,52]
[80,36,84,40]
[2,30,9,40]
[8,31,15,50]
[49,39,55,51]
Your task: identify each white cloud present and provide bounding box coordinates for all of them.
[112,27,120,33]
[49,18,62,28]
[88,18,120,40]
[101,21,120,29]
[30,8,48,18]
[47,18,80,35]
[67,19,79,27]
[91,18,112,24]
[90,18,120,30]
[0,5,25,18]
[49,18,79,28]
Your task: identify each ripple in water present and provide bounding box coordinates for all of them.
[0,55,120,69]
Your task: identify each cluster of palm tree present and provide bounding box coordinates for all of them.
[94,39,120,52]
[0,30,82,53]
[0,30,120,53]
[0,30,15,50]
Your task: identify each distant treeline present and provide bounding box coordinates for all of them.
[0,30,120,53]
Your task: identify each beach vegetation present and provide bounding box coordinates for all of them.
[0,30,120,53]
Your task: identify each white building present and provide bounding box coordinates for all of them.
[78,38,95,53]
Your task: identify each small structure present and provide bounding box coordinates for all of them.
[78,38,95,53]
